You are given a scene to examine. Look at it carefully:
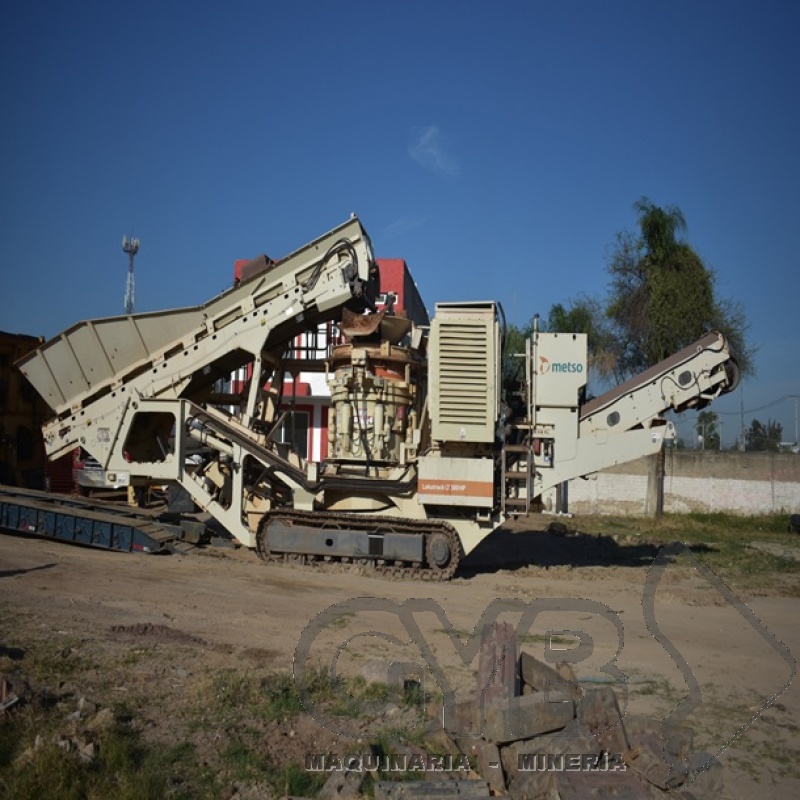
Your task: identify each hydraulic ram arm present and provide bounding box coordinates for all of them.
[18,216,375,461]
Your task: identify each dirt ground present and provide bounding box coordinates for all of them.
[1,516,799,798]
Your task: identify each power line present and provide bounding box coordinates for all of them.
[712,394,800,417]
[672,395,800,448]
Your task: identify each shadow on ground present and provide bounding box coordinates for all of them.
[459,518,714,577]
[0,644,25,660]
[0,561,58,579]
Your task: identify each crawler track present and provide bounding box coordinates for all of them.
[0,485,192,554]
[255,508,461,580]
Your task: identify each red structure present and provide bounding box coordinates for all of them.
[372,258,429,326]
[0,330,74,492]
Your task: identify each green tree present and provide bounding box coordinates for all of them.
[605,197,753,381]
[502,322,529,386]
[695,410,721,450]
[746,418,782,452]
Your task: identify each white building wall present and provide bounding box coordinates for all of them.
[564,453,800,515]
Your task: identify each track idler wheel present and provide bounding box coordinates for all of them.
[255,513,277,563]
[425,527,460,579]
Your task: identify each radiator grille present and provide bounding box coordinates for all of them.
[430,305,498,443]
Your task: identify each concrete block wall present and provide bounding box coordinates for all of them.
[565,451,800,515]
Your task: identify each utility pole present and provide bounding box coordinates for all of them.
[739,385,746,451]
[122,235,140,314]
[780,394,800,450]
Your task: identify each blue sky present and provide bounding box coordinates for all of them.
[1,1,798,446]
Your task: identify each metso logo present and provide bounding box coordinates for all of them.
[539,356,583,374]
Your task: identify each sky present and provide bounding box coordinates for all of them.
[1,0,798,447]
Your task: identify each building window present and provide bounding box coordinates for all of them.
[276,411,309,459]
[377,292,398,310]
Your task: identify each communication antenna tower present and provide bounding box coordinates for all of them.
[122,234,140,314]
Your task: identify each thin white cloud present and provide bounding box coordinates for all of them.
[408,126,459,177]
[381,215,431,240]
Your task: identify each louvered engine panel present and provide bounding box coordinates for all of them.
[430,303,499,443]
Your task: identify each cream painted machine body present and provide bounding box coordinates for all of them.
[17,216,740,575]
